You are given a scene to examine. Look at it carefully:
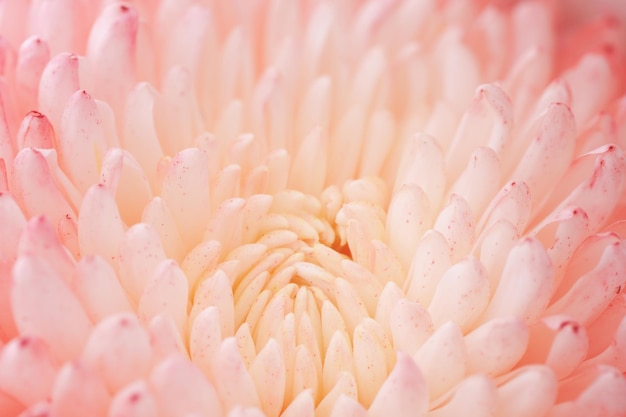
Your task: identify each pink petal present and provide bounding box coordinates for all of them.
[369,352,428,417]
[322,331,354,396]
[190,269,235,338]
[414,322,467,400]
[50,360,110,417]
[180,239,222,290]
[118,223,166,303]
[150,354,224,417]
[108,380,159,417]
[0,192,26,264]
[405,230,451,306]
[227,406,267,417]
[288,126,328,195]
[281,389,314,417]
[147,314,188,363]
[519,315,589,379]
[512,103,576,208]
[138,259,188,334]
[385,184,432,269]
[554,365,626,417]
[160,148,211,249]
[100,148,152,226]
[11,255,91,361]
[478,180,531,235]
[86,3,138,117]
[73,255,134,322]
[446,84,512,179]
[328,395,368,417]
[17,216,74,284]
[27,0,87,57]
[0,336,57,406]
[449,146,501,219]
[537,145,626,232]
[15,37,50,116]
[82,314,152,392]
[479,237,553,324]
[37,52,79,129]
[428,374,497,417]
[16,110,54,149]
[211,337,261,410]
[316,372,358,417]
[465,317,529,377]
[359,110,396,178]
[12,148,75,227]
[495,366,557,417]
[189,306,222,377]
[141,197,186,262]
[476,219,519,292]
[250,339,286,417]
[394,134,445,209]
[533,206,590,287]
[427,258,490,332]
[547,239,626,325]
[583,314,626,372]
[389,298,434,355]
[58,90,107,192]
[122,83,164,189]
[564,53,615,127]
[78,183,125,265]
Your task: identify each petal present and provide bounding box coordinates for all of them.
[16,110,54,149]
[369,352,428,417]
[86,3,138,116]
[100,148,153,226]
[118,223,167,303]
[160,148,211,249]
[149,354,224,417]
[414,322,467,400]
[495,366,557,417]
[11,255,91,361]
[394,134,445,209]
[428,374,497,417]
[12,148,75,226]
[427,258,490,332]
[211,337,261,410]
[385,184,432,269]
[108,380,159,417]
[405,230,451,306]
[547,239,626,325]
[17,216,74,284]
[480,237,553,324]
[82,314,152,392]
[189,306,222,377]
[78,183,125,265]
[465,317,529,377]
[519,315,588,379]
[38,52,79,129]
[59,90,107,192]
[15,37,50,116]
[281,390,314,417]
[0,336,57,406]
[73,255,133,322]
[250,339,286,417]
[138,260,188,335]
[389,298,434,355]
[50,360,110,417]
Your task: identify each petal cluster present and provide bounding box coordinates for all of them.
[0,1,625,417]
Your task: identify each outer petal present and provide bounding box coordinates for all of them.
[369,352,428,417]
[11,255,91,361]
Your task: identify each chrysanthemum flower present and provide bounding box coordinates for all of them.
[0,0,625,416]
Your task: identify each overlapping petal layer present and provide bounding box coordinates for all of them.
[0,0,625,416]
